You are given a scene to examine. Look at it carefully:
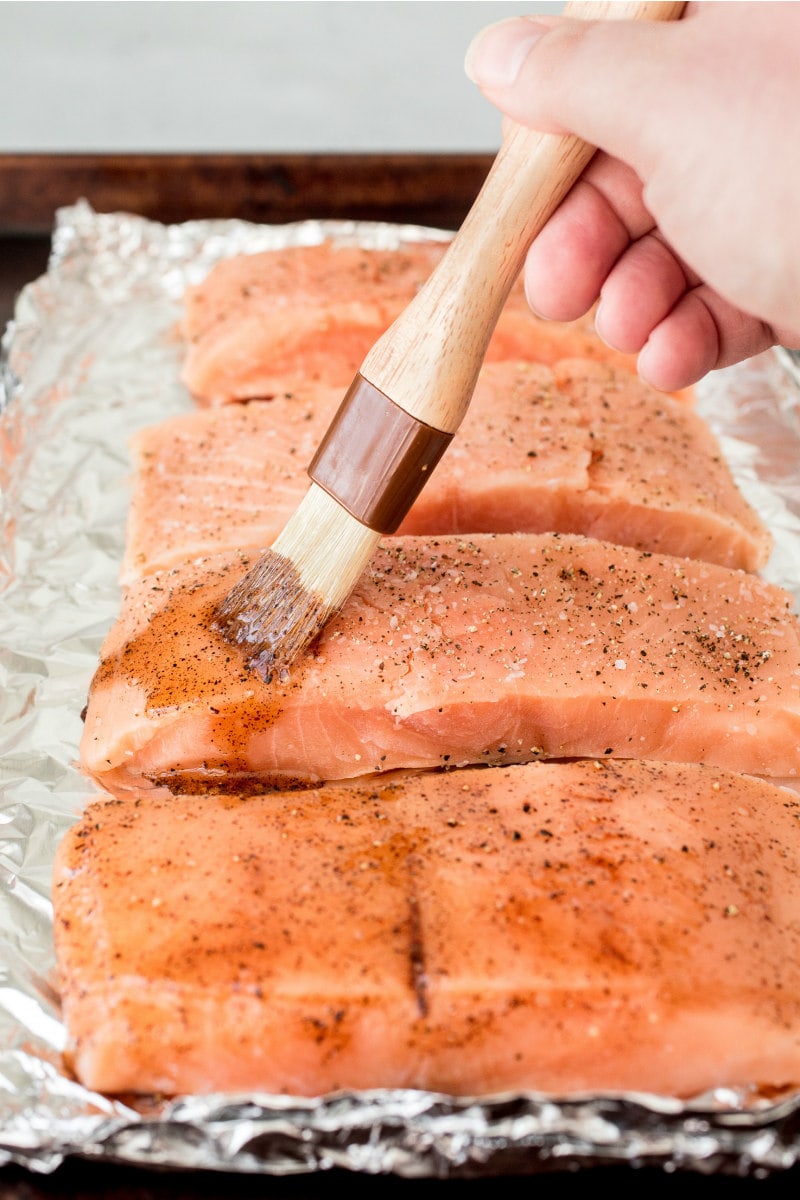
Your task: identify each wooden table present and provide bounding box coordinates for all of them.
[0,151,494,330]
[1,153,799,1198]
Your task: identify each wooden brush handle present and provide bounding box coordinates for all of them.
[308,0,685,534]
[360,0,685,433]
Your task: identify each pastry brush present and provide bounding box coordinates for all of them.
[215,0,685,681]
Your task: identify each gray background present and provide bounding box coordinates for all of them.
[0,1,563,152]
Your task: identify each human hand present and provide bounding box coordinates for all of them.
[465,2,800,391]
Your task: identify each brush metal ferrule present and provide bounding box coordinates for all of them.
[307,373,454,534]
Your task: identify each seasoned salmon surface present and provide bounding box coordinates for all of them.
[179,242,638,405]
[80,533,800,796]
[53,759,800,1098]
[180,242,448,405]
[124,359,770,583]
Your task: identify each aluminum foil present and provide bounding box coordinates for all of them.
[1,200,800,1180]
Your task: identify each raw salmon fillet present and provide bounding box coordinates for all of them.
[123,360,770,582]
[180,242,447,405]
[179,242,638,405]
[53,759,800,1098]
[80,533,800,796]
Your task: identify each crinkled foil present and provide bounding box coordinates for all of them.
[1,200,800,1179]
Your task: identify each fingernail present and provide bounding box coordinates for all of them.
[594,299,612,347]
[636,342,662,391]
[465,18,547,90]
[523,274,548,320]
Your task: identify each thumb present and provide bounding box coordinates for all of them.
[465,14,687,179]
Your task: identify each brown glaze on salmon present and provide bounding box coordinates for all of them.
[53,759,800,1098]
[123,360,770,583]
[179,242,639,406]
[80,533,800,795]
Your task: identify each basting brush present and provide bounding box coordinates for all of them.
[216,0,685,681]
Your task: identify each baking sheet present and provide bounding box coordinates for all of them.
[1,200,800,1178]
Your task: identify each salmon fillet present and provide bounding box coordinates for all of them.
[123,360,770,583]
[80,533,800,796]
[179,242,638,405]
[180,242,447,405]
[53,759,800,1099]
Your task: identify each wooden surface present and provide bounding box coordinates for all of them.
[0,152,494,329]
[0,235,51,327]
[0,153,493,235]
[1,152,800,1197]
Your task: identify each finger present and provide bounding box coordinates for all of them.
[638,288,775,392]
[580,151,656,244]
[595,232,691,354]
[524,153,655,321]
[465,13,691,178]
[524,177,631,320]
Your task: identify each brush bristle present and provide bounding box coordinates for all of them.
[214,484,381,680]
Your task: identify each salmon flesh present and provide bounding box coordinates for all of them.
[124,359,770,583]
[80,533,800,796]
[55,237,799,1104]
[53,759,800,1098]
[179,242,639,405]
